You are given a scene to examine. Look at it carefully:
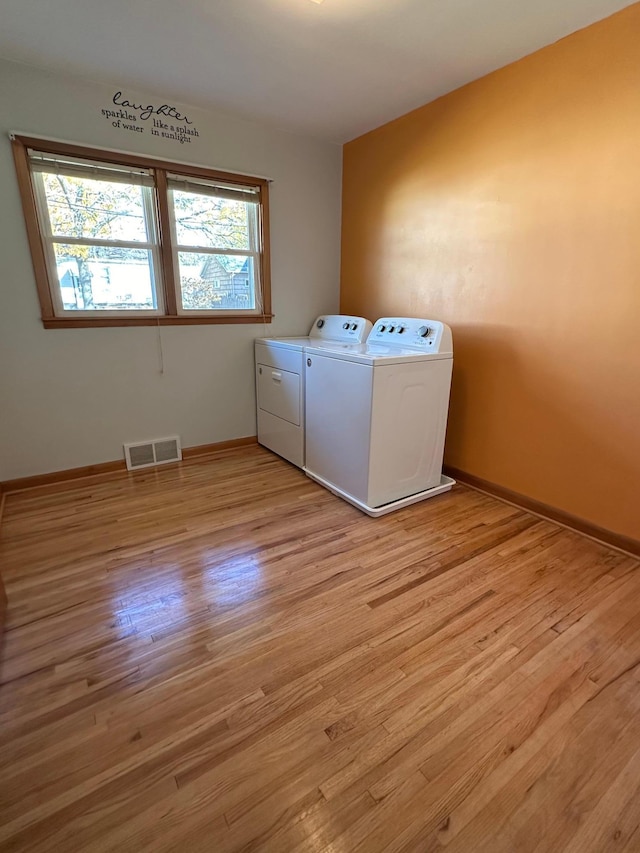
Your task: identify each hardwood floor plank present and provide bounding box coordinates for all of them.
[427,673,599,849]
[0,446,638,851]
[547,743,640,853]
[442,669,640,853]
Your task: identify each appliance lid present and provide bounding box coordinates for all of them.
[304,341,452,365]
[255,336,311,351]
[303,340,367,354]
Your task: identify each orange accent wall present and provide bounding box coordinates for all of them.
[340,3,640,542]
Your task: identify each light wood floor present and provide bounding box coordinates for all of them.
[1,447,639,852]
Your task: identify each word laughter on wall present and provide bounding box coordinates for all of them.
[100,91,200,144]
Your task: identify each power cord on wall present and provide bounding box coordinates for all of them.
[156,316,165,375]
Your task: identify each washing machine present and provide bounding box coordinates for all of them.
[255,315,372,468]
[304,317,455,515]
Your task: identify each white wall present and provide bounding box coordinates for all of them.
[0,59,342,480]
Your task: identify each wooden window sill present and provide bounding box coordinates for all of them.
[42,315,274,329]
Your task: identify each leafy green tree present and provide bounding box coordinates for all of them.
[43,174,147,308]
[43,176,252,310]
[171,192,253,309]
[172,193,249,251]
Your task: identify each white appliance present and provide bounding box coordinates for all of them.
[304,317,455,516]
[255,315,372,468]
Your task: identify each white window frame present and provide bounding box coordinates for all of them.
[167,180,263,317]
[31,167,164,318]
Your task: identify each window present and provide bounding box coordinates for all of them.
[11,136,271,327]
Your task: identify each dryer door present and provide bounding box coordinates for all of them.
[256,364,301,426]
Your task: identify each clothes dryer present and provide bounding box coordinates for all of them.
[255,315,372,467]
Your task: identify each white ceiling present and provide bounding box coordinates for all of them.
[0,0,632,143]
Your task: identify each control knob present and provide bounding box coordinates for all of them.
[343,322,350,330]
[350,323,358,330]
[377,324,386,332]
[316,318,325,328]
[388,326,395,333]
[398,326,405,333]
[418,325,431,338]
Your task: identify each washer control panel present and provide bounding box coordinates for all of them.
[368,318,450,352]
[309,315,372,342]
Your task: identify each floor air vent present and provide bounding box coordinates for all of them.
[124,436,182,471]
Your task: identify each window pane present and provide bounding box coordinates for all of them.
[42,174,151,242]
[172,190,251,250]
[178,253,255,311]
[53,245,158,311]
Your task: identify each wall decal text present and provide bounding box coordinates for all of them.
[100,91,200,144]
